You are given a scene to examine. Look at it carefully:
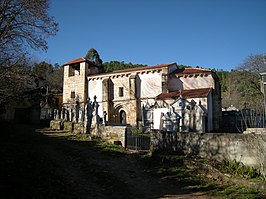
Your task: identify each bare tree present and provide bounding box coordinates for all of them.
[0,0,58,67]
[237,54,266,73]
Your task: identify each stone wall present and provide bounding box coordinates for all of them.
[63,62,88,106]
[92,125,128,147]
[151,131,266,177]
[49,120,86,133]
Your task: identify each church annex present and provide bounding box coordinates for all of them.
[62,57,221,132]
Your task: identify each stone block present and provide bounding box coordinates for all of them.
[109,133,118,138]
[50,120,61,130]
[63,121,73,132]
[243,128,266,135]
[73,123,85,134]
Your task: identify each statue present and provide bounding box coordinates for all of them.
[78,109,83,123]
[92,95,99,126]
[64,108,69,121]
[75,100,80,123]
[85,98,93,132]
[103,111,107,125]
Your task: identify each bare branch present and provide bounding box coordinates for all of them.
[0,0,58,66]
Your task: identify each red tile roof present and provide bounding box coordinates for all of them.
[156,88,211,100]
[172,68,212,76]
[63,57,87,66]
[112,63,176,73]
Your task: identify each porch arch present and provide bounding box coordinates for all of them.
[119,110,127,124]
[113,104,129,124]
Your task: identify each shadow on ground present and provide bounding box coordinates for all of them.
[1,122,259,199]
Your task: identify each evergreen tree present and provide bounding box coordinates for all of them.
[85,48,103,66]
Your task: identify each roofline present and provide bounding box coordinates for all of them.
[62,57,86,66]
[156,88,212,100]
[87,63,177,78]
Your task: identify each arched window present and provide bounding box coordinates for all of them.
[120,110,126,124]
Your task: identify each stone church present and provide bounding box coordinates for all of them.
[62,57,221,132]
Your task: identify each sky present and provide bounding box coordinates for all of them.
[36,0,266,71]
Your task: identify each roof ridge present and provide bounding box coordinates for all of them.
[156,87,212,100]
[63,57,87,66]
[112,62,176,73]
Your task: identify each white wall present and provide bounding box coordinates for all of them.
[168,74,214,91]
[88,79,103,117]
[153,108,169,129]
[139,72,162,98]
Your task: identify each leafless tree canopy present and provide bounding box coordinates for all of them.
[0,0,58,66]
[237,54,266,73]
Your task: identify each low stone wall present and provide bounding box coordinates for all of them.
[151,131,266,178]
[243,128,266,135]
[63,121,73,132]
[93,125,128,147]
[50,120,86,133]
[50,120,62,130]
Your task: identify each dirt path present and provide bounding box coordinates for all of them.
[0,124,219,199]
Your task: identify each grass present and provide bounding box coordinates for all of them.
[140,153,266,199]
[45,131,126,155]
[217,159,261,179]
[90,139,126,154]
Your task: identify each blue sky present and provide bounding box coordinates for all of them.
[36,0,266,71]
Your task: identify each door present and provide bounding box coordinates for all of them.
[120,110,126,124]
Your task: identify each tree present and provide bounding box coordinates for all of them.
[0,0,58,67]
[48,63,63,91]
[237,54,266,73]
[32,61,53,79]
[103,61,148,72]
[85,48,103,66]
[31,61,63,91]
[0,60,42,115]
[219,54,265,121]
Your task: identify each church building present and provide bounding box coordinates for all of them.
[62,57,221,132]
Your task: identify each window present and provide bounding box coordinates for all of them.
[69,63,80,77]
[119,87,124,97]
[71,91,75,99]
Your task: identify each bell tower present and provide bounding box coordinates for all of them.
[62,57,89,108]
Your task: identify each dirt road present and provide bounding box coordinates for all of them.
[0,123,218,199]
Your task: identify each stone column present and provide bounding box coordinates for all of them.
[102,78,112,123]
[128,75,138,125]
[161,68,168,93]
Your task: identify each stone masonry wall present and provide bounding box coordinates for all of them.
[92,125,128,147]
[151,131,266,177]
[63,62,87,105]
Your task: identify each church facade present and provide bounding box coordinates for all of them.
[62,57,221,132]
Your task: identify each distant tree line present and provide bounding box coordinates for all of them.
[216,54,266,112]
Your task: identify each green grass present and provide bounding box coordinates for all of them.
[214,186,261,199]
[141,153,266,199]
[91,139,125,154]
[218,159,261,179]
[45,131,126,155]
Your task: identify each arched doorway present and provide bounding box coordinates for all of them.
[120,110,126,124]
